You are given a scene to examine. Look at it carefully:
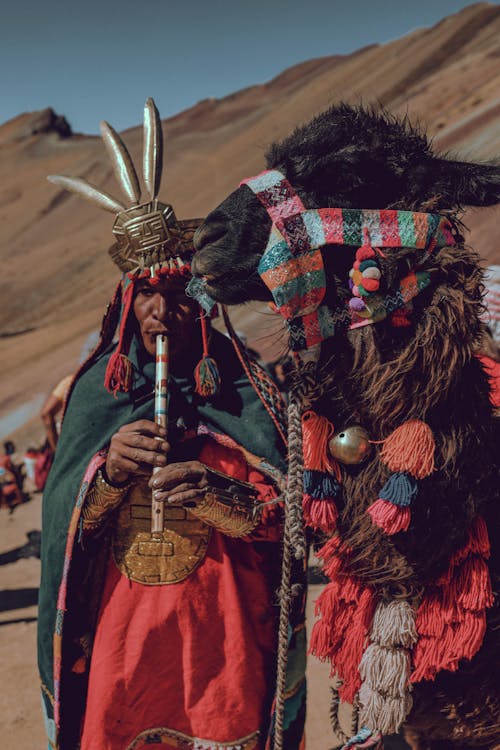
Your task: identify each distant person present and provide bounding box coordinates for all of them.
[40,373,73,452]
[39,331,100,452]
[0,441,23,511]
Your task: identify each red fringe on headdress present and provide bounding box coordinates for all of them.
[411,516,493,683]
[380,419,435,479]
[310,536,375,703]
[104,281,135,396]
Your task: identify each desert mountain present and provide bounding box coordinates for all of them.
[1,1,499,441]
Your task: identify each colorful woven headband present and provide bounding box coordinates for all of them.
[241,169,457,356]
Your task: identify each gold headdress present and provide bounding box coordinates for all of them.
[47,98,221,399]
[48,98,200,276]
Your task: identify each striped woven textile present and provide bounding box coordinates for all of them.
[241,170,457,355]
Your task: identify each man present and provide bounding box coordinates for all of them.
[38,100,305,750]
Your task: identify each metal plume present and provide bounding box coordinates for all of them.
[143,97,163,201]
[47,175,126,213]
[99,120,141,206]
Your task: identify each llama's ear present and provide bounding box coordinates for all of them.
[433,158,500,208]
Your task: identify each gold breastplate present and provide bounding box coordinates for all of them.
[112,480,211,585]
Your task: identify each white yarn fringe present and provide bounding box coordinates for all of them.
[358,599,418,735]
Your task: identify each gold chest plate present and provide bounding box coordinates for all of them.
[112,480,211,585]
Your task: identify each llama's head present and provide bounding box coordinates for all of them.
[191,104,500,315]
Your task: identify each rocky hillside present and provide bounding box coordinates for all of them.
[1,1,499,438]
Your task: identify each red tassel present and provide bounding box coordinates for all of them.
[194,309,221,398]
[335,588,376,703]
[367,498,411,534]
[104,281,135,396]
[456,555,494,610]
[303,494,338,533]
[411,516,493,683]
[302,410,341,479]
[380,420,435,479]
[411,611,487,682]
[448,516,491,568]
[310,563,375,703]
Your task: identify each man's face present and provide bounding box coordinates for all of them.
[133,276,199,359]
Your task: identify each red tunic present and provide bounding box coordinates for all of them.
[80,440,282,750]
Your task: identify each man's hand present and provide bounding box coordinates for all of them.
[105,420,169,486]
[148,461,209,505]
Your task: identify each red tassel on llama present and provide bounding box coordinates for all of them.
[301,410,341,533]
[310,536,376,703]
[368,420,435,534]
[411,516,494,683]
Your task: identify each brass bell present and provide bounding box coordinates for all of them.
[328,426,371,465]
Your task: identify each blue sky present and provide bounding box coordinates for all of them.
[1,0,495,134]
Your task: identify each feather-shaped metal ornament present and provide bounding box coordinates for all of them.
[143,97,163,201]
[100,121,141,206]
[47,175,126,214]
[46,99,202,273]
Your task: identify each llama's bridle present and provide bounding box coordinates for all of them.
[240,169,457,360]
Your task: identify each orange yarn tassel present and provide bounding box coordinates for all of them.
[380,419,435,479]
[302,410,341,479]
[367,499,411,534]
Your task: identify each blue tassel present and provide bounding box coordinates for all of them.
[379,472,418,507]
[303,469,341,499]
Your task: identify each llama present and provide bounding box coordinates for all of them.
[189,104,500,750]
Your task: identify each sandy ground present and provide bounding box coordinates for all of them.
[0,490,348,749]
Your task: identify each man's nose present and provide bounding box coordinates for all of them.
[152,292,168,321]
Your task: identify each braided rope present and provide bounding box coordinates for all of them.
[329,686,361,749]
[274,511,293,749]
[351,694,360,737]
[286,395,307,560]
[330,686,349,745]
[273,393,306,749]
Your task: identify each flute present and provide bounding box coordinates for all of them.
[151,333,169,537]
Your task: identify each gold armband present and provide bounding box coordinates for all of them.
[188,489,261,538]
[81,469,129,531]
